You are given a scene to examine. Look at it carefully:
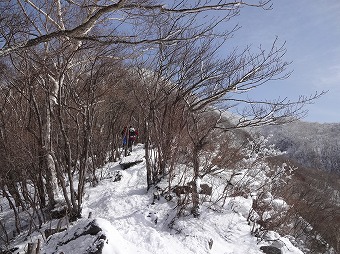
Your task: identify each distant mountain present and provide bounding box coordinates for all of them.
[257,121,340,173]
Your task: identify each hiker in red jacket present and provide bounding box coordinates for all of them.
[127,126,138,152]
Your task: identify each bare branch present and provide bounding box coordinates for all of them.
[0,0,268,56]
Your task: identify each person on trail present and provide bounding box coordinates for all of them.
[121,126,128,147]
[127,126,138,151]
[121,126,138,155]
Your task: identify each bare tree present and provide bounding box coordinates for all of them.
[185,109,222,216]
[128,24,322,215]
[281,166,340,253]
[0,0,274,57]
[0,38,134,222]
[0,0,325,221]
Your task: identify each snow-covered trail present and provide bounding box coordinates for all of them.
[82,145,191,253]
[1,144,305,254]
[81,144,303,254]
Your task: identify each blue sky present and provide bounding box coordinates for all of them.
[226,0,340,123]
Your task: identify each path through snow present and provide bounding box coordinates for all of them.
[81,144,303,254]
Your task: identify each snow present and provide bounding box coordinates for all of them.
[97,218,148,254]
[81,144,302,254]
[1,144,303,254]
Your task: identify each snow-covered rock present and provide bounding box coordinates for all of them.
[42,218,148,254]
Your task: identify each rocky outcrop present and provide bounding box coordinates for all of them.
[42,219,106,254]
[260,245,282,254]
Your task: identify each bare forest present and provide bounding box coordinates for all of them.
[1,0,335,253]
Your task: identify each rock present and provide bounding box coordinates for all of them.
[44,228,66,239]
[43,219,106,254]
[199,184,212,195]
[172,184,212,197]
[50,205,67,219]
[208,238,213,249]
[270,240,285,249]
[260,246,282,254]
[119,160,143,170]
[42,218,144,254]
[113,171,122,182]
[173,185,192,197]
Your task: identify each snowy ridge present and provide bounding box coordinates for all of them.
[79,145,301,254]
[1,144,303,254]
[258,121,340,172]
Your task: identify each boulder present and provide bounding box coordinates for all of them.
[42,219,106,254]
[260,246,282,254]
[42,218,144,254]
[172,184,212,197]
[113,171,123,182]
[119,160,143,170]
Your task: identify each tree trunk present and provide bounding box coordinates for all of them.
[56,101,77,218]
[51,152,73,214]
[6,179,23,209]
[35,170,46,208]
[43,101,58,207]
[144,120,152,190]
[27,241,40,254]
[2,188,21,235]
[77,134,89,218]
[191,145,200,217]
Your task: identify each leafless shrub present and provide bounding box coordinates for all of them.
[280,166,340,253]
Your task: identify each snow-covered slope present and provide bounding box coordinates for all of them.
[75,145,303,253]
[1,144,303,254]
[258,121,340,172]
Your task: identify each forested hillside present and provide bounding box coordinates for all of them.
[0,0,332,253]
[256,122,340,253]
[258,121,340,173]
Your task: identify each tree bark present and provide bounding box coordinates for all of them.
[144,120,152,190]
[191,145,200,217]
